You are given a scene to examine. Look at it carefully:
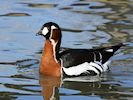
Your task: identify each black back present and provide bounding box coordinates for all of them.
[59,43,123,68]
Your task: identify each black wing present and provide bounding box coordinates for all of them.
[59,43,123,68]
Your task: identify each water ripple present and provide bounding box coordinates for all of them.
[0,0,132,99]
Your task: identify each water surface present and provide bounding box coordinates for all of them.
[0,0,133,100]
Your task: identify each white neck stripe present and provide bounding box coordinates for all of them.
[50,29,59,63]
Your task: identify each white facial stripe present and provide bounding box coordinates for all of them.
[42,27,48,35]
[51,25,57,29]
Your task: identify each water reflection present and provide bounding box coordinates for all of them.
[39,73,133,100]
[0,13,31,17]
[39,75,61,100]
[22,3,58,8]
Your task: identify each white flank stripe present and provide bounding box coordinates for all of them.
[103,61,111,71]
[89,62,104,72]
[63,62,100,76]
[93,52,96,61]
[106,49,113,52]
[98,52,102,62]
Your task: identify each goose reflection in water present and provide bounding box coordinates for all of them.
[39,75,61,100]
[39,73,119,100]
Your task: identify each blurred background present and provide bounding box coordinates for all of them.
[0,0,133,100]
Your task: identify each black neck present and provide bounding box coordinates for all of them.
[54,31,62,61]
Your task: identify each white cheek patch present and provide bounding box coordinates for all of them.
[51,25,57,29]
[42,27,48,35]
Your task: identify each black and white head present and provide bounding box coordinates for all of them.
[37,22,62,60]
[36,22,62,42]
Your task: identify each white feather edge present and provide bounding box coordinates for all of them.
[62,61,110,76]
[105,49,113,52]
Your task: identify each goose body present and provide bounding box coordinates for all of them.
[37,22,123,77]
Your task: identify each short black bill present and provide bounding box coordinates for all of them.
[36,30,42,36]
